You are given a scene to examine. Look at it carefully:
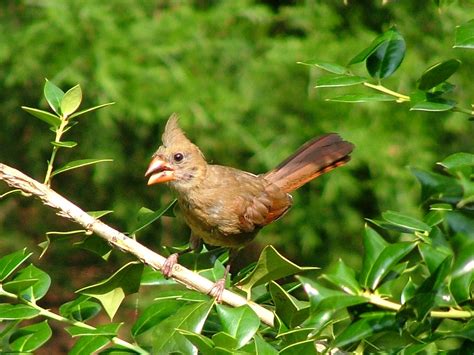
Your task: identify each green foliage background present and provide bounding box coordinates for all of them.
[1,0,473,271]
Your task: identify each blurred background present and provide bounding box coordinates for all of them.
[1,0,473,303]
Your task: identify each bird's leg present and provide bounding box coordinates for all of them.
[208,248,238,303]
[162,233,201,278]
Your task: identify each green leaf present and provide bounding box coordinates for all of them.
[59,296,101,322]
[77,262,143,319]
[269,281,309,327]
[69,102,115,119]
[360,226,388,288]
[410,99,455,112]
[321,259,362,295]
[216,304,260,349]
[332,314,397,348]
[212,331,239,350]
[131,299,183,336]
[51,140,78,148]
[418,243,452,275]
[0,303,40,320]
[235,245,317,298]
[60,84,82,117]
[454,19,474,49]
[297,60,349,74]
[417,59,461,91]
[314,74,366,88]
[21,106,62,128]
[51,158,113,177]
[3,278,38,294]
[381,210,431,234]
[438,152,474,171]
[88,210,114,219]
[74,236,113,261]
[13,264,51,301]
[152,300,214,354]
[279,339,320,355]
[411,167,463,203]
[451,242,474,303]
[9,320,52,352]
[44,79,64,115]
[70,335,110,355]
[366,28,406,79]
[326,93,396,103]
[0,249,32,281]
[366,242,416,290]
[128,200,177,235]
[66,323,122,337]
[253,334,279,354]
[177,329,215,353]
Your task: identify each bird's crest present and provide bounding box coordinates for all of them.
[162,113,191,148]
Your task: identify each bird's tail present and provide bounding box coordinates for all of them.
[263,134,354,193]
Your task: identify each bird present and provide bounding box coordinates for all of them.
[145,114,354,300]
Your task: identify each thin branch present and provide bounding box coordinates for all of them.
[0,163,275,327]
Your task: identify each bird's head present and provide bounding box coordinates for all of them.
[145,114,207,191]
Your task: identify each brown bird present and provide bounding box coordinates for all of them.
[145,114,354,300]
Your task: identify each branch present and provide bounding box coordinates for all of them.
[0,163,275,327]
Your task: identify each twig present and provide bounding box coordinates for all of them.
[0,163,275,327]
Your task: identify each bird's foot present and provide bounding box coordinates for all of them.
[208,278,226,303]
[162,253,179,278]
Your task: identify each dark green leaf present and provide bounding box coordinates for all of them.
[44,79,64,115]
[61,84,82,117]
[451,242,474,302]
[322,259,362,295]
[3,278,38,294]
[13,264,51,301]
[0,303,40,320]
[140,266,175,286]
[70,335,110,355]
[74,236,113,261]
[297,60,349,74]
[279,339,320,355]
[332,314,397,348]
[152,300,214,354]
[417,59,461,91]
[269,281,309,327]
[314,74,366,88]
[77,262,143,319]
[454,19,474,49]
[51,158,113,177]
[349,29,395,65]
[439,152,474,171]
[411,167,463,203]
[9,320,52,352]
[381,210,431,234]
[131,299,183,336]
[66,323,122,337]
[253,334,279,354]
[69,102,115,119]
[326,93,396,103]
[59,296,101,322]
[21,106,62,127]
[366,32,405,79]
[360,226,388,288]
[236,245,317,298]
[128,200,177,235]
[212,331,238,350]
[177,329,215,353]
[50,140,78,148]
[216,304,260,349]
[418,243,452,274]
[0,249,32,281]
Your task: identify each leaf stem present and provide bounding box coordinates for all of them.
[364,291,474,319]
[44,117,69,187]
[363,82,411,102]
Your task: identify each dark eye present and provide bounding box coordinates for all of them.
[173,152,184,162]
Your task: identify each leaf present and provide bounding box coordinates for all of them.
[279,339,320,355]
[454,19,474,49]
[60,84,82,117]
[297,60,349,74]
[59,296,101,322]
[13,264,51,302]
[411,167,463,203]
[51,140,78,148]
[410,99,455,112]
[177,329,215,353]
[366,242,416,290]
[252,334,279,354]
[326,93,396,103]
[321,259,362,295]
[212,332,239,350]
[9,320,52,352]
[269,281,309,327]
[0,248,32,281]
[332,314,397,348]
[360,226,388,288]
[381,210,431,234]
[131,299,183,336]
[44,79,64,115]
[0,303,40,320]
[77,262,143,319]
[366,28,406,79]
[69,102,115,119]
[88,210,114,219]
[66,323,122,337]
[21,106,62,128]
[451,242,474,303]
[235,245,317,298]
[128,200,177,235]
[3,279,38,294]
[69,335,110,355]
[51,158,113,177]
[314,74,366,88]
[417,59,461,91]
[438,152,474,172]
[216,304,260,349]
[74,236,113,261]
[152,300,214,354]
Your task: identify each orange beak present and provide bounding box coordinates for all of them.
[145,156,175,185]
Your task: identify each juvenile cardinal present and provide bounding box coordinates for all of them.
[145,114,354,300]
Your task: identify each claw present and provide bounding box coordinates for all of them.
[162,253,179,278]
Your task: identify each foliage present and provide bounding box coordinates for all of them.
[0,1,473,354]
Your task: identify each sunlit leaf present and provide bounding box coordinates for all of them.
[66,323,122,337]
[410,99,455,112]
[3,279,38,294]
[9,320,52,352]
[216,304,260,349]
[360,226,388,288]
[13,264,51,302]
[0,249,32,281]
[315,74,366,88]
[60,84,82,117]
[44,79,64,115]
[454,19,474,49]
[326,93,396,103]
[21,106,62,127]
[381,210,431,234]
[69,335,110,355]
[69,102,115,119]
[321,259,362,295]
[51,158,113,177]
[297,60,349,74]
[0,303,40,320]
[177,329,215,353]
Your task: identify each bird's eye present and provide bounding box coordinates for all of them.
[173,152,184,162]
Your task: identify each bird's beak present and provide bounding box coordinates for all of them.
[145,156,175,185]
